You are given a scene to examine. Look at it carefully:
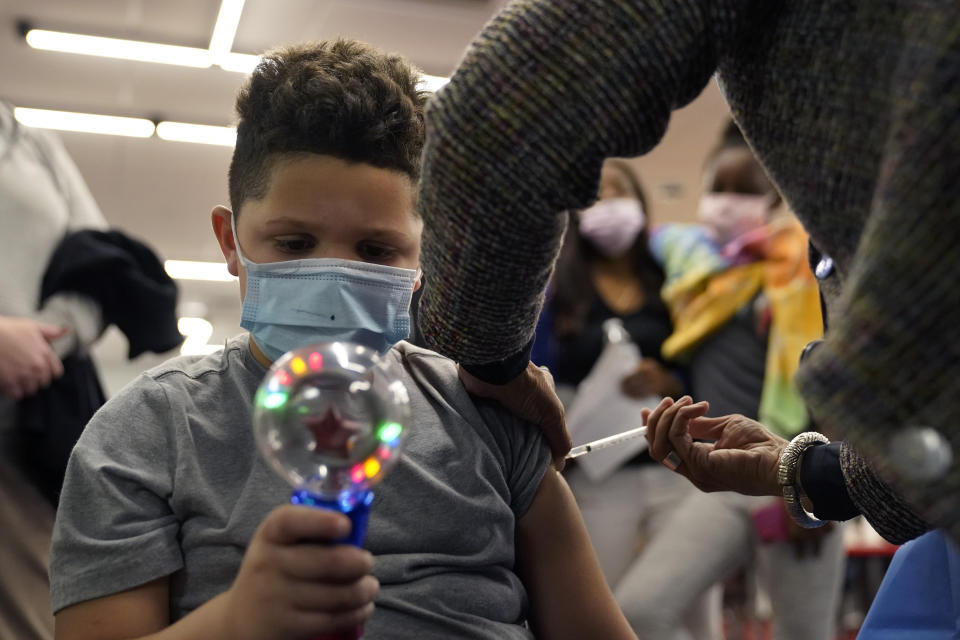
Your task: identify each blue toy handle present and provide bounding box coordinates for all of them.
[290,489,374,640]
[290,488,374,546]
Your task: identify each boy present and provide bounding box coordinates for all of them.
[50,40,636,640]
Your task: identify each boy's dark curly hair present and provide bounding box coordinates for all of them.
[228,39,429,215]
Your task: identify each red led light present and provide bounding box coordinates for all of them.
[350,465,365,484]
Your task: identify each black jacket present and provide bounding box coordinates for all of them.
[16,230,182,505]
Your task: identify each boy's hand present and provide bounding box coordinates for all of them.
[458,361,572,470]
[224,505,379,640]
[643,396,786,497]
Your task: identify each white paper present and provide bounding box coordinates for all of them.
[565,339,662,483]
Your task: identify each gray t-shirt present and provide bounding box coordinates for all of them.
[50,336,550,639]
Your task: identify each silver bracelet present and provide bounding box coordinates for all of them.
[778,431,829,528]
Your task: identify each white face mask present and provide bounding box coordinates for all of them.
[578,198,646,258]
[697,193,770,245]
[231,215,419,361]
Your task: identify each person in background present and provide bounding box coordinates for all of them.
[547,159,676,397]
[0,101,107,640]
[612,122,845,639]
[0,101,181,640]
[538,160,715,638]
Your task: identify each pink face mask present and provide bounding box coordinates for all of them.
[697,193,770,245]
[578,198,646,258]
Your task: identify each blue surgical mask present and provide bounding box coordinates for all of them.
[232,215,419,361]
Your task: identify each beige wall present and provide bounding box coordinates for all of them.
[628,81,732,225]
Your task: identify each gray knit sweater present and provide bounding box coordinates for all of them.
[418,0,959,544]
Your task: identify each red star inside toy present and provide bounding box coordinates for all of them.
[304,406,361,459]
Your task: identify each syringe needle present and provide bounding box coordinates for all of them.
[565,426,648,460]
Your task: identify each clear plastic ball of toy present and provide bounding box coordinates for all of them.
[253,342,410,500]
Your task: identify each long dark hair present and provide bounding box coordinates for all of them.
[550,160,665,339]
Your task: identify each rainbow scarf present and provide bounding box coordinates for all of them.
[650,218,823,438]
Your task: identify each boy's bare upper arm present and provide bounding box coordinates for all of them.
[516,469,637,640]
[55,577,170,640]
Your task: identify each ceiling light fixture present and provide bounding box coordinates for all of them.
[156,121,236,147]
[165,260,237,282]
[209,0,246,65]
[419,74,450,92]
[25,29,212,68]
[217,51,261,73]
[178,317,222,356]
[14,107,155,138]
[22,19,451,87]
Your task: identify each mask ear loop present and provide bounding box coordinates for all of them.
[231,212,254,267]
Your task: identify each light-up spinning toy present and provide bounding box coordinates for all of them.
[253,341,410,640]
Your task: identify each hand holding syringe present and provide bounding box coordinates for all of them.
[565,426,648,460]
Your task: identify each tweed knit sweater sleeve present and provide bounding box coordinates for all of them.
[418,0,736,365]
[794,11,960,544]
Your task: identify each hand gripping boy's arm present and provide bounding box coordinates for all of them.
[515,469,638,639]
[54,506,376,640]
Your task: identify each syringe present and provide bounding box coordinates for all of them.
[565,426,648,460]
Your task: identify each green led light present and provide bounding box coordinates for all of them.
[378,422,402,442]
[262,391,288,410]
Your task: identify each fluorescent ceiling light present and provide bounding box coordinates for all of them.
[14,106,238,146]
[14,107,155,138]
[25,29,212,68]
[178,317,222,356]
[165,260,237,282]
[420,74,450,92]
[216,51,260,73]
[22,24,448,90]
[209,0,246,63]
[157,121,236,147]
